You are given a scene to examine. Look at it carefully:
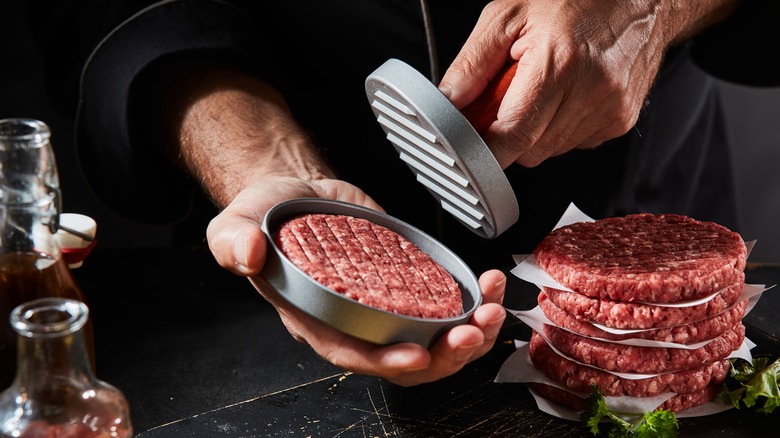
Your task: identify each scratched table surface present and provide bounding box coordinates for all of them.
[76,247,780,437]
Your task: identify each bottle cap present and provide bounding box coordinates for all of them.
[55,213,97,268]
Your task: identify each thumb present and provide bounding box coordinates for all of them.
[439,55,511,110]
[437,4,519,107]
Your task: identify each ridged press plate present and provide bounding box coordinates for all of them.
[365,58,518,239]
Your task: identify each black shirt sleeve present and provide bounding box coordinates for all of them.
[690,0,780,87]
[37,0,277,224]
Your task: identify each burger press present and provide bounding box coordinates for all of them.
[365,58,519,239]
[260,198,482,347]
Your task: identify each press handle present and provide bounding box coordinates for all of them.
[460,62,518,135]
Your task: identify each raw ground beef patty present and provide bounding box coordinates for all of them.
[527,332,731,398]
[526,381,722,414]
[276,213,463,318]
[543,322,745,374]
[533,213,747,303]
[538,291,749,344]
[542,275,744,329]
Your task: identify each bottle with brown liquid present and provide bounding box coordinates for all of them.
[0,118,95,389]
[0,298,133,437]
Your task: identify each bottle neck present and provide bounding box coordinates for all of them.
[15,326,93,388]
[0,195,62,259]
[9,299,95,392]
[1,117,62,259]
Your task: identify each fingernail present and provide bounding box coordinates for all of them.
[486,320,504,341]
[454,344,478,361]
[233,232,249,269]
[493,275,507,293]
[438,84,452,99]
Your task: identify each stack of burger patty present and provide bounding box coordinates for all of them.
[526,213,748,413]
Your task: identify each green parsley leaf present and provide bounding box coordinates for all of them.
[634,410,678,438]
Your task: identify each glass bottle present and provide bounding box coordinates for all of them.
[0,298,133,437]
[0,118,95,389]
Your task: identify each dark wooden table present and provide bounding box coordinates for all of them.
[75,246,780,437]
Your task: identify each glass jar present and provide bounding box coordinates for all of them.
[0,298,133,437]
[0,118,95,389]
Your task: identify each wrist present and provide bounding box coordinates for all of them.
[167,67,334,207]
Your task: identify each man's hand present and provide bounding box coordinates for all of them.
[439,0,738,168]
[207,178,507,386]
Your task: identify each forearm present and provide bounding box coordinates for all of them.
[664,0,741,44]
[165,67,335,208]
[580,0,742,54]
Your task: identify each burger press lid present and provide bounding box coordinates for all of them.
[365,58,519,239]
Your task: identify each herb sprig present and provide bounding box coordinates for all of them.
[580,386,679,437]
[579,355,780,436]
